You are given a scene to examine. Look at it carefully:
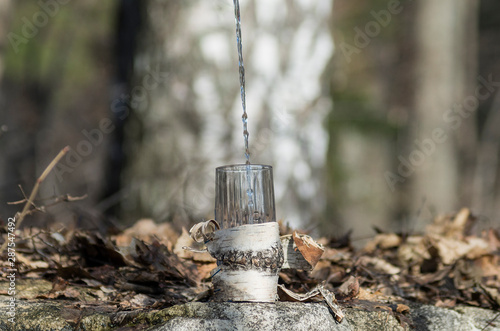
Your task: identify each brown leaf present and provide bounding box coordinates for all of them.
[310,260,331,280]
[397,235,431,268]
[115,218,177,251]
[464,237,492,259]
[131,239,198,285]
[48,277,81,299]
[396,304,410,314]
[41,281,81,300]
[57,265,93,280]
[487,229,500,251]
[430,235,490,265]
[129,293,157,307]
[414,265,452,285]
[364,233,402,253]
[479,284,500,306]
[358,256,400,275]
[195,262,217,280]
[321,247,352,263]
[292,231,324,269]
[326,270,345,284]
[279,272,293,284]
[51,277,68,292]
[72,232,128,267]
[356,288,392,302]
[435,299,456,308]
[473,255,500,278]
[374,305,392,312]
[337,276,359,300]
[59,287,81,299]
[451,208,474,237]
[174,228,215,263]
[174,228,196,259]
[426,208,475,240]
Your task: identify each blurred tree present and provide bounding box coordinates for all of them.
[0,0,11,84]
[410,0,478,221]
[0,0,12,222]
[0,1,116,229]
[123,0,334,229]
[0,0,11,150]
[472,0,500,227]
[327,0,416,237]
[327,0,484,240]
[1,0,497,237]
[99,0,142,217]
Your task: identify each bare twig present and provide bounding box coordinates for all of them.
[0,146,70,255]
[8,193,87,206]
[481,312,500,331]
[8,194,88,217]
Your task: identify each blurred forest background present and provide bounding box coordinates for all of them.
[0,0,499,243]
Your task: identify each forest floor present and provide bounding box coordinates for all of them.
[0,205,499,330]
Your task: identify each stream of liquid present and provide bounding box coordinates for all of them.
[233,0,255,224]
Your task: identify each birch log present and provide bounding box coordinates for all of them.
[206,222,283,302]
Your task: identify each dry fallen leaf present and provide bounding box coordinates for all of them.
[430,235,490,265]
[51,277,69,292]
[358,256,400,275]
[174,227,215,263]
[130,293,157,307]
[364,233,402,253]
[114,218,178,251]
[3,206,498,318]
[396,304,410,314]
[435,299,456,308]
[337,276,360,300]
[479,284,500,306]
[426,208,475,239]
[486,229,500,250]
[397,235,431,267]
[292,231,325,269]
[473,255,500,278]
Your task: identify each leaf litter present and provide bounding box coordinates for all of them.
[1,208,499,329]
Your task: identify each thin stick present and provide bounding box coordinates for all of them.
[481,312,500,331]
[20,146,70,217]
[0,146,70,255]
[8,193,87,207]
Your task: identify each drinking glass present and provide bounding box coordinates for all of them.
[215,164,276,229]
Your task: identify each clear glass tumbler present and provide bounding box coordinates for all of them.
[215,164,276,229]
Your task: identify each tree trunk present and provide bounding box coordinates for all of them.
[410,0,478,222]
[0,0,11,84]
[124,1,334,228]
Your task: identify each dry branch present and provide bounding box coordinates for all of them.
[0,146,70,255]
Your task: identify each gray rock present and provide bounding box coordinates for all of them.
[148,302,349,331]
[0,299,74,331]
[1,293,499,331]
[410,304,500,331]
[147,302,500,331]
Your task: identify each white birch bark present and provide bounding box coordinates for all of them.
[206,222,282,302]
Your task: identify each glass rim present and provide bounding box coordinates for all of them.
[216,164,273,172]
